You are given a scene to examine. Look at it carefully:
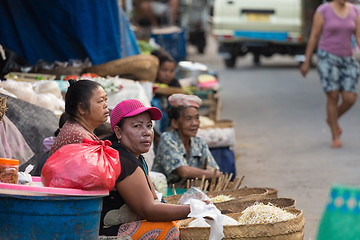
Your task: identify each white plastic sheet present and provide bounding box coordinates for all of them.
[188,199,224,240]
[0,116,34,165]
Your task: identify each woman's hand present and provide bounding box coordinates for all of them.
[116,167,191,221]
[300,11,323,78]
[203,199,211,205]
[300,61,310,77]
[177,165,221,179]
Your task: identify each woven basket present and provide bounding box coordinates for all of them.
[0,97,7,121]
[216,197,296,214]
[178,208,305,240]
[241,187,278,198]
[154,86,186,96]
[164,188,268,205]
[264,187,278,198]
[83,54,159,81]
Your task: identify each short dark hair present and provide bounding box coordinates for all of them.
[151,48,176,66]
[107,117,126,142]
[167,106,186,121]
[65,79,101,121]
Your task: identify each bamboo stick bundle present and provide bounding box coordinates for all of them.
[203,180,209,192]
[232,177,241,189]
[183,172,245,193]
[227,176,238,189]
[213,174,221,192]
[199,175,206,191]
[223,173,233,190]
[220,173,229,190]
[172,184,177,195]
[237,175,245,189]
[208,169,218,192]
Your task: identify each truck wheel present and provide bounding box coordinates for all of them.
[189,31,206,54]
[224,56,237,68]
[197,45,205,54]
[253,54,260,65]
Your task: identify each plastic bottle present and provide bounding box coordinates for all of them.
[0,158,19,184]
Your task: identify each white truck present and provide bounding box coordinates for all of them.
[212,0,324,67]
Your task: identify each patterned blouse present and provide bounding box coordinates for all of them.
[152,130,219,185]
[49,121,99,156]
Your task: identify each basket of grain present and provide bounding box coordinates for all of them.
[164,188,269,205]
[178,204,305,240]
[216,197,296,214]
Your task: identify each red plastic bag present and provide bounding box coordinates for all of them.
[41,138,120,190]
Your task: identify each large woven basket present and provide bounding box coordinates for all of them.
[83,54,159,81]
[241,187,278,198]
[264,187,278,198]
[216,197,296,214]
[164,188,268,205]
[178,208,305,240]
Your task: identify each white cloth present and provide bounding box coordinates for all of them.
[0,116,34,165]
[188,199,224,240]
[95,77,151,110]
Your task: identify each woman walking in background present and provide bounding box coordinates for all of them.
[300,0,360,148]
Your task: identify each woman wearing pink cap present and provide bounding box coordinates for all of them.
[100,99,191,238]
[152,94,220,188]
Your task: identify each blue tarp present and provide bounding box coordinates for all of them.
[0,0,139,65]
[210,147,236,180]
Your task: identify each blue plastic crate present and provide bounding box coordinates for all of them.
[151,27,186,62]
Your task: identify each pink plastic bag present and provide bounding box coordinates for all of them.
[41,138,120,190]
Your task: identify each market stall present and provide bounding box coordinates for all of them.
[0,54,309,239]
[0,0,280,239]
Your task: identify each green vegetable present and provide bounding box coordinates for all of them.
[137,40,156,55]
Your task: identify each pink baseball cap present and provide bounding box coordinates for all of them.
[110,99,162,132]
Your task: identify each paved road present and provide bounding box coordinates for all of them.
[187,36,360,239]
